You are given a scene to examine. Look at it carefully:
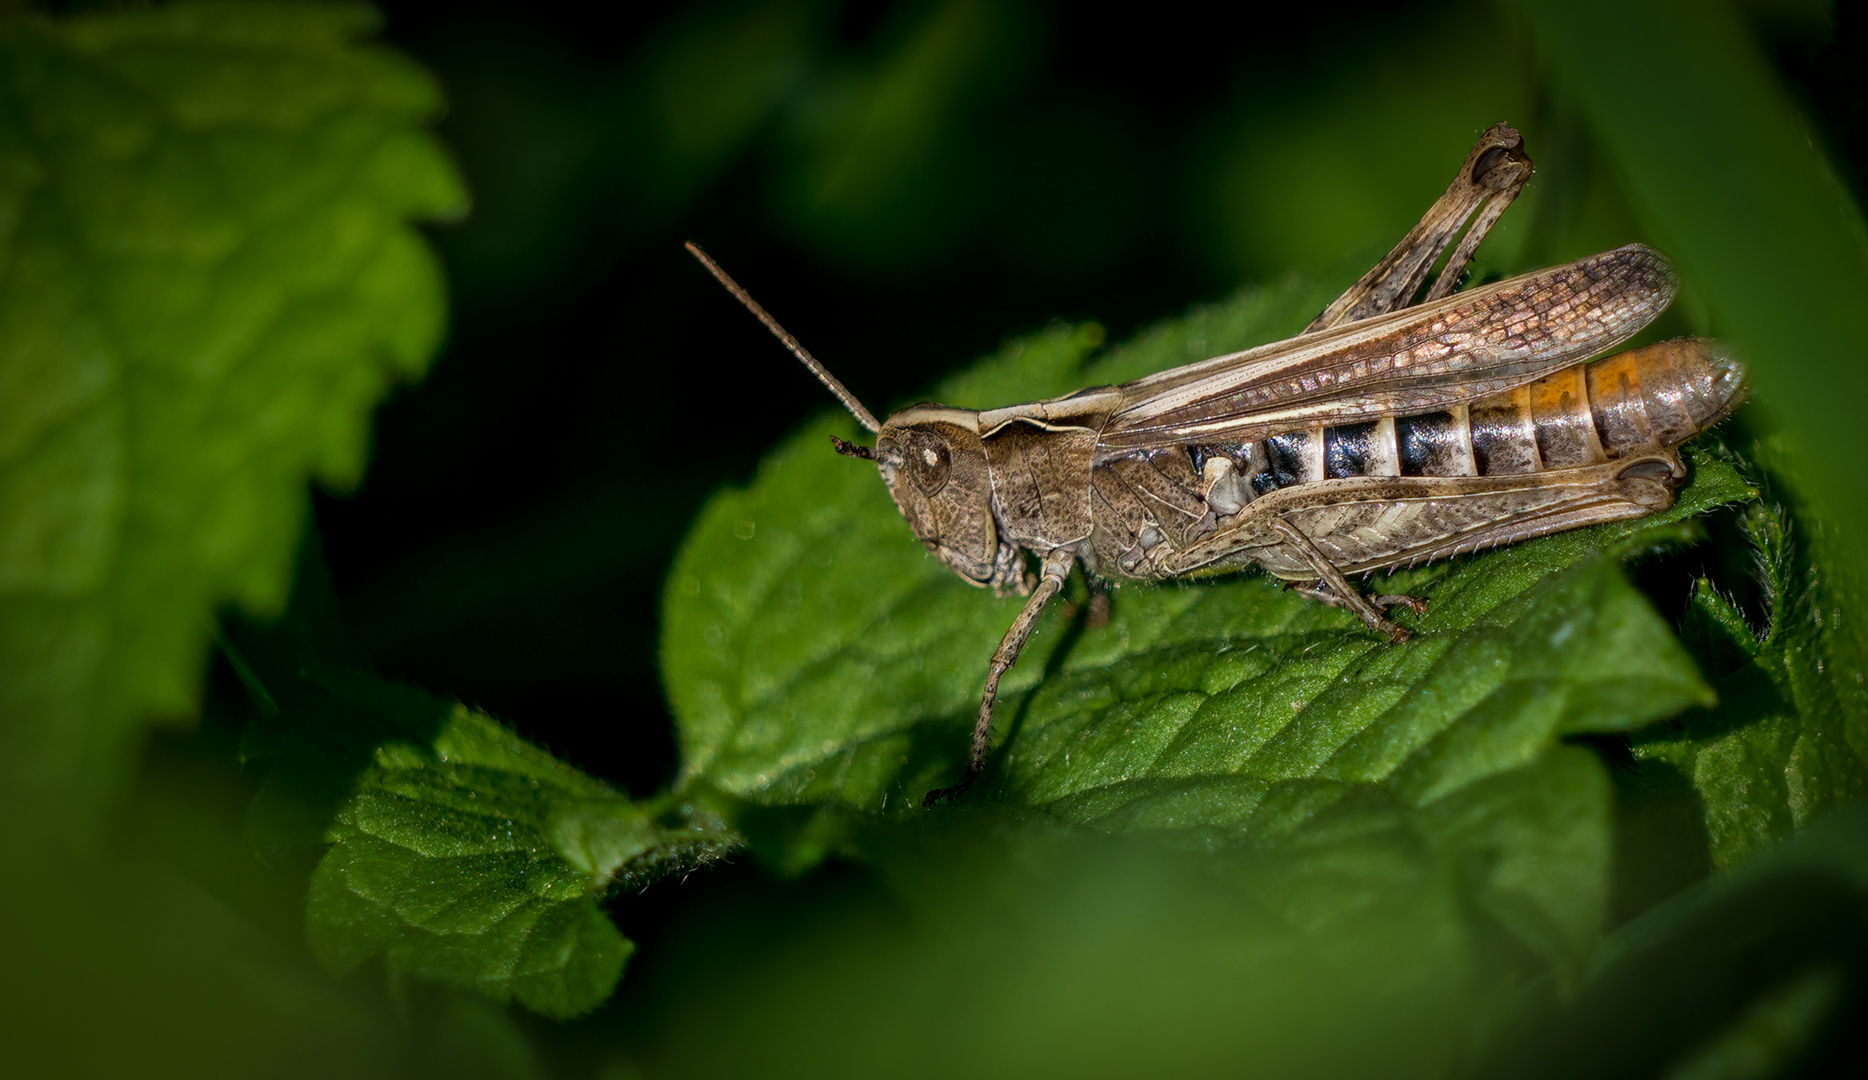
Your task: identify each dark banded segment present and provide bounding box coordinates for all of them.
[1584,350,1653,455]
[1253,429,1322,494]
[1395,409,1477,477]
[1324,421,1378,479]
[1468,385,1540,475]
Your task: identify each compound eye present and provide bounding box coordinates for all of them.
[906,432,951,495]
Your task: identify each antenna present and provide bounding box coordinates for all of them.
[684,242,883,435]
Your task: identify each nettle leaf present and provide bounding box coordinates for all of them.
[241,666,737,1020]
[662,273,1754,968]
[1632,449,1868,869]
[0,2,465,818]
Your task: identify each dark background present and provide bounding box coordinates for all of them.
[314,0,1866,802]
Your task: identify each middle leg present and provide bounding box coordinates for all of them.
[1271,517,1413,642]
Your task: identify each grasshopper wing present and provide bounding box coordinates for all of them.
[1100,244,1675,450]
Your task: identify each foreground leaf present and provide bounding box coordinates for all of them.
[0,821,550,1080]
[623,800,1558,1080]
[627,806,1862,1078]
[0,1,465,820]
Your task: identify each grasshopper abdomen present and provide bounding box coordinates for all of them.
[1329,336,1743,483]
[1087,336,1744,585]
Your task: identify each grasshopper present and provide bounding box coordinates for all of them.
[687,123,1744,804]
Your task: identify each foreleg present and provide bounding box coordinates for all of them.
[923,547,1076,807]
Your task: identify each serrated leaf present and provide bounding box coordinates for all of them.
[1632,450,1868,869]
[239,662,737,1020]
[663,271,1754,970]
[0,1,466,821]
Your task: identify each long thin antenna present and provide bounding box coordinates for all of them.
[684,242,883,434]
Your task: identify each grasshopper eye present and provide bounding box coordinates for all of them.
[905,432,952,495]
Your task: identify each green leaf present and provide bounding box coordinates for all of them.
[662,271,1755,972]
[1631,446,1868,869]
[241,664,737,1020]
[212,533,743,1020]
[1497,0,1868,887]
[0,1,466,821]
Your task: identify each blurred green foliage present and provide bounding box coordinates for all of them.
[0,0,463,822]
[4,0,1868,1077]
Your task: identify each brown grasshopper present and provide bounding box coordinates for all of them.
[687,123,1744,804]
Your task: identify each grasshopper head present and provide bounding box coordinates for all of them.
[682,243,1024,591]
[871,406,1021,591]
